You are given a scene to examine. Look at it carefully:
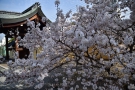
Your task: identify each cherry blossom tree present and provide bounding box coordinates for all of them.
[1,0,135,90]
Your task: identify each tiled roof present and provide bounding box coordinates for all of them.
[0,2,45,24]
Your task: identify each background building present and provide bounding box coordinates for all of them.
[0,2,49,60]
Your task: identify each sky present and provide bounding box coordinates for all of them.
[0,0,85,21]
[0,0,85,40]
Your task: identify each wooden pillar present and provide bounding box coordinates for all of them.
[5,35,9,60]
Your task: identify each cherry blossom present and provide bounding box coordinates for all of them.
[0,0,135,90]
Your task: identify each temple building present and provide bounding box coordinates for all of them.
[0,2,49,60]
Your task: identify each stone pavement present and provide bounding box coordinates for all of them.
[0,64,8,70]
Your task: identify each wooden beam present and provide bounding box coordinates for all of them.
[16,48,23,51]
[3,14,40,28]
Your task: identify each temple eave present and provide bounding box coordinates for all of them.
[2,14,40,28]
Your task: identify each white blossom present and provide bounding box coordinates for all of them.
[3,0,135,90]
